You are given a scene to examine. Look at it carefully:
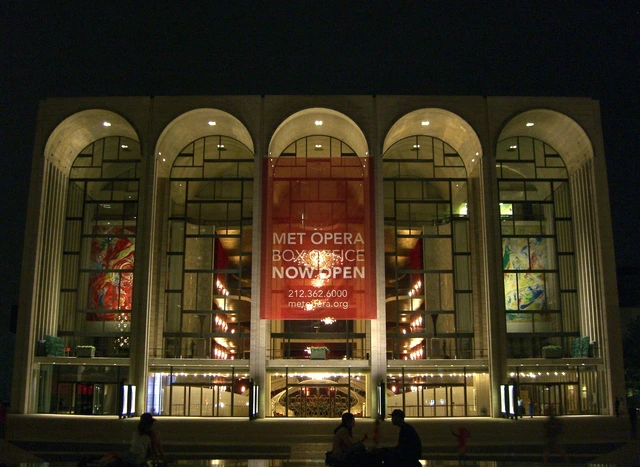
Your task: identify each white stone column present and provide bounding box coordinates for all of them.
[130,142,157,415]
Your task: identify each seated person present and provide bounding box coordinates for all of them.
[97,413,169,466]
[383,409,422,467]
[327,412,367,466]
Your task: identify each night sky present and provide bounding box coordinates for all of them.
[0,2,638,377]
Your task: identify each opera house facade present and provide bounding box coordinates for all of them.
[11,95,623,420]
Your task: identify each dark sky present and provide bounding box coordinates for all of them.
[1,1,639,329]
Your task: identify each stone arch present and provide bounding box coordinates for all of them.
[268,108,368,157]
[498,109,594,175]
[383,108,482,171]
[44,109,138,174]
[156,108,254,177]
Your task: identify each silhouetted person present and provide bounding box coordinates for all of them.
[543,413,568,464]
[327,412,368,466]
[384,409,422,467]
[97,413,170,465]
[528,399,534,418]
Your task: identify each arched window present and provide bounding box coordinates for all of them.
[59,136,141,357]
[164,135,254,360]
[266,135,372,360]
[497,136,578,358]
[383,135,473,360]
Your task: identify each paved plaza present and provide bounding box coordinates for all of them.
[2,414,638,465]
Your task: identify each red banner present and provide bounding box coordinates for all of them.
[261,156,376,319]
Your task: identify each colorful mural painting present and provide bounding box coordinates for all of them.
[87,225,135,321]
[503,237,549,321]
[503,238,529,270]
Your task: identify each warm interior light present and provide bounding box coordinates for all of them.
[208,121,216,126]
[526,122,534,127]
[421,121,430,126]
[103,121,111,127]
[315,120,323,125]
[297,250,342,270]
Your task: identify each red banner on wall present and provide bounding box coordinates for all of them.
[260,156,376,320]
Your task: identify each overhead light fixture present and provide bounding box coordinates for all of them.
[208,121,216,126]
[103,121,111,127]
[421,121,430,126]
[315,120,323,126]
[526,122,534,127]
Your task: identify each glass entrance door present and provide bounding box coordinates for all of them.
[403,385,466,417]
[520,383,580,416]
[73,383,107,415]
[268,371,368,418]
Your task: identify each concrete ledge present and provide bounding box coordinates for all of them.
[0,440,45,464]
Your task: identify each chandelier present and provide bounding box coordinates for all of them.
[311,271,330,287]
[114,312,130,348]
[296,249,342,270]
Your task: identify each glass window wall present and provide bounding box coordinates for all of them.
[164,136,253,360]
[146,366,250,417]
[511,365,599,415]
[497,137,579,358]
[386,368,490,417]
[268,370,368,418]
[267,136,371,360]
[58,136,141,357]
[383,136,475,360]
[37,364,129,415]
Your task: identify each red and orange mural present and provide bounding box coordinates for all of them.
[87,225,135,321]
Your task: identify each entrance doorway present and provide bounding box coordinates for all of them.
[401,385,467,417]
[268,371,368,418]
[55,382,116,415]
[519,383,580,416]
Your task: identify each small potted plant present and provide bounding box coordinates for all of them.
[76,345,96,358]
[309,346,330,360]
[542,345,562,359]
